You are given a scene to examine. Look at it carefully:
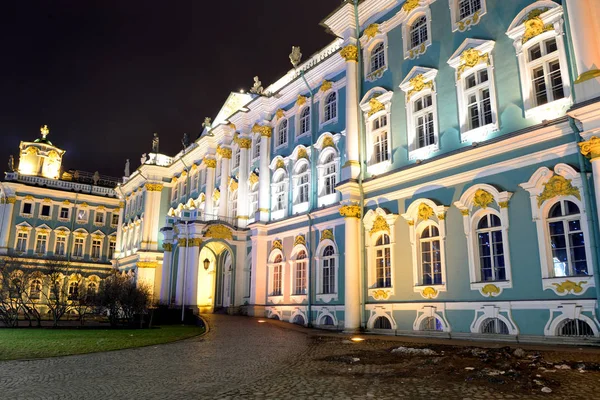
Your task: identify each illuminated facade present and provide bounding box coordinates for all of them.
[0,127,120,308]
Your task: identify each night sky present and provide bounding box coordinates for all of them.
[1,1,341,178]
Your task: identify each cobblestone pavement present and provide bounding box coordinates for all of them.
[2,315,600,399]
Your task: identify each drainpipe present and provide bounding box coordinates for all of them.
[352,0,368,330]
[181,221,189,322]
[67,193,80,264]
[570,118,600,317]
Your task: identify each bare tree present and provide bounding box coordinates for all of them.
[0,259,21,327]
[0,257,44,327]
[71,280,98,326]
[40,258,76,327]
[98,271,151,327]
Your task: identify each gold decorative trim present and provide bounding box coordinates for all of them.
[204,158,217,169]
[296,95,307,107]
[320,229,334,242]
[320,80,333,93]
[402,0,419,13]
[537,175,581,206]
[407,220,415,226]
[421,287,438,299]
[217,145,232,159]
[275,109,285,120]
[249,172,259,186]
[297,148,308,160]
[229,178,238,192]
[579,136,600,160]
[251,124,272,138]
[258,208,270,213]
[367,97,385,117]
[553,280,587,294]
[227,122,236,131]
[364,23,380,39]
[339,204,361,219]
[418,203,434,220]
[163,243,173,252]
[457,10,481,32]
[145,183,164,192]
[213,189,220,201]
[322,136,335,149]
[473,189,494,209]
[575,69,600,84]
[371,289,390,300]
[276,159,285,170]
[137,261,158,269]
[238,138,252,149]
[178,238,188,247]
[187,238,203,247]
[481,284,501,297]
[370,215,390,236]
[340,44,358,62]
[271,239,283,252]
[7,197,16,204]
[522,8,553,44]
[407,74,433,100]
[499,201,509,209]
[457,48,490,80]
[204,224,233,240]
[460,209,470,216]
[294,235,306,247]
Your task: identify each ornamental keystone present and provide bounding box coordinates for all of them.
[579,136,600,160]
[339,203,361,218]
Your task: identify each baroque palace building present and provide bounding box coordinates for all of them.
[4,0,600,342]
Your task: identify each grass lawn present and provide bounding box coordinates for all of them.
[0,325,204,361]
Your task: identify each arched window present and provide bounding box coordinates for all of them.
[558,318,595,337]
[276,119,288,147]
[370,42,385,72]
[272,173,287,212]
[294,163,309,205]
[374,316,392,329]
[272,254,283,296]
[421,316,443,331]
[480,317,509,334]
[29,279,42,300]
[321,315,334,326]
[547,200,587,277]
[68,281,79,300]
[322,245,336,294]
[476,213,505,282]
[294,250,307,295]
[292,315,305,325]
[419,225,442,285]
[324,92,337,122]
[458,0,482,20]
[323,153,336,196]
[410,16,428,49]
[375,234,391,288]
[299,107,311,136]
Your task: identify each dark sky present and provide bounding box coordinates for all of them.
[1,0,341,178]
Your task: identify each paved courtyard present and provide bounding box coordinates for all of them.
[2,315,600,399]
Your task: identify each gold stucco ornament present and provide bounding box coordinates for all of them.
[340,44,358,62]
[367,97,385,117]
[481,284,500,297]
[522,8,552,44]
[248,172,259,186]
[370,215,390,236]
[275,109,285,120]
[553,280,587,294]
[322,135,335,149]
[537,175,581,206]
[229,177,238,192]
[339,204,361,219]
[402,0,420,13]
[364,23,380,39]
[320,229,334,242]
[276,158,285,170]
[579,136,600,159]
[418,203,434,220]
[238,138,252,149]
[372,289,390,300]
[319,80,333,93]
[204,157,217,169]
[217,145,232,159]
[137,261,158,269]
[473,189,494,209]
[296,95,307,107]
[297,148,309,160]
[145,183,164,192]
[271,239,283,251]
[294,235,306,247]
[457,10,480,32]
[457,48,490,79]
[407,74,433,100]
[421,287,438,299]
[162,243,173,252]
[251,124,272,138]
[213,189,220,202]
[204,224,233,240]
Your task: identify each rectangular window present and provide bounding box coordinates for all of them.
[73,238,84,258]
[322,258,335,294]
[108,241,116,259]
[40,205,51,217]
[295,261,307,295]
[191,172,198,192]
[91,239,101,259]
[414,94,435,149]
[22,202,33,215]
[55,236,66,256]
[35,234,47,254]
[16,232,28,252]
[95,212,105,225]
[272,264,282,296]
[371,115,389,164]
[77,209,88,222]
[254,140,260,159]
[528,38,564,107]
[464,69,492,130]
[459,0,482,20]
[376,247,391,288]
[59,207,69,219]
[111,213,119,225]
[324,161,337,196]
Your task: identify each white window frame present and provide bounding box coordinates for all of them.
[72,235,86,259]
[292,159,310,214]
[270,168,288,221]
[449,0,487,32]
[252,135,261,160]
[230,190,238,219]
[76,207,89,224]
[362,35,388,82]
[94,211,105,226]
[297,106,311,139]
[58,206,70,221]
[275,118,288,149]
[359,88,394,175]
[108,239,116,259]
[321,91,338,126]
[402,199,448,297]
[506,2,571,121]
[190,169,198,192]
[232,146,241,170]
[91,238,102,259]
[454,184,513,296]
[39,203,52,219]
[14,227,31,253]
[267,249,285,303]
[400,67,439,161]
[317,148,340,207]
[54,234,67,256]
[401,5,433,60]
[20,201,34,217]
[289,244,308,303]
[249,182,259,223]
[520,163,595,296]
[448,40,499,143]
[364,208,399,300]
[315,238,339,303]
[413,305,451,333]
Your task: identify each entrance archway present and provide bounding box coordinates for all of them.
[197,240,235,314]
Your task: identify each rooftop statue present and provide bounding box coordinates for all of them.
[7,155,14,172]
[152,133,159,153]
[249,76,264,95]
[140,153,147,165]
[124,159,130,177]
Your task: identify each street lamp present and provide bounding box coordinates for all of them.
[203,258,210,271]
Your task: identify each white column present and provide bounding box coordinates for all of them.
[341,42,361,181]
[340,203,361,331]
[184,237,201,308]
[141,183,163,251]
[114,200,125,258]
[175,238,187,306]
[249,227,268,316]
[204,157,216,220]
[257,128,272,222]
[0,197,15,254]
[218,147,232,218]
[159,243,174,303]
[237,137,251,228]
[566,0,600,101]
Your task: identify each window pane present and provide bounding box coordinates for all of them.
[529,44,542,61]
[545,38,557,54]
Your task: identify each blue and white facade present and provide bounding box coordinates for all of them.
[109,0,600,342]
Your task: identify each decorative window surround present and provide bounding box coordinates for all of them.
[14,224,32,253]
[449,0,487,32]
[317,148,340,208]
[270,158,289,221]
[360,24,389,82]
[454,184,513,297]
[401,2,433,60]
[366,305,397,330]
[20,200,34,218]
[289,244,308,304]
[359,87,394,175]
[296,105,312,140]
[506,2,571,121]
[520,163,595,296]
[544,302,599,337]
[400,67,439,161]
[315,237,339,303]
[413,304,451,332]
[364,208,399,300]
[275,118,289,149]
[267,249,285,304]
[402,199,448,298]
[291,147,311,215]
[448,39,499,143]
[470,304,519,335]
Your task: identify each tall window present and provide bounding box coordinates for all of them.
[253,137,260,159]
[111,213,119,225]
[16,232,28,252]
[459,0,481,20]
[372,114,389,164]
[410,16,428,49]
[299,107,311,136]
[294,251,307,295]
[233,148,241,169]
[528,38,564,107]
[68,282,79,300]
[375,234,391,288]
[464,69,492,130]
[40,205,51,217]
[322,245,336,294]
[22,202,33,215]
[295,163,309,204]
[414,94,435,149]
[276,119,288,147]
[55,236,66,256]
[273,174,286,212]
[59,207,69,219]
[73,237,84,258]
[420,225,442,285]
[324,92,337,122]
[476,213,505,281]
[29,279,42,300]
[323,153,337,196]
[77,209,88,223]
[370,42,386,72]
[272,255,283,296]
[35,234,48,254]
[95,212,105,225]
[547,200,587,277]
[230,191,238,218]
[108,241,116,259]
[172,184,178,202]
[191,171,198,192]
[91,239,102,259]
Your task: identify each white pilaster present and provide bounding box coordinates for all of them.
[184,237,201,308]
[237,137,251,228]
[341,203,361,331]
[249,227,268,316]
[114,200,125,258]
[0,198,15,254]
[218,148,232,218]
[258,131,272,222]
[141,183,163,251]
[341,41,361,181]
[204,157,216,220]
[175,239,187,306]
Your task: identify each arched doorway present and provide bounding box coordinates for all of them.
[197,240,235,314]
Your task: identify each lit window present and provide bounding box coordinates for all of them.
[323,92,337,123]
[172,183,178,202]
[322,245,336,294]
[294,251,307,295]
[16,232,28,252]
[111,213,119,226]
[191,171,198,192]
[410,16,428,49]
[253,137,261,159]
[77,209,88,222]
[276,119,288,148]
[29,279,42,300]
[294,163,310,205]
[458,0,482,20]
[95,212,105,225]
[35,234,47,254]
[528,38,565,107]
[230,191,238,218]
[547,200,587,277]
[91,239,102,259]
[108,241,116,259]
[271,172,287,214]
[272,255,283,296]
[68,282,79,300]
[299,107,311,136]
[372,115,389,165]
[476,213,505,282]
[73,237,84,258]
[249,183,258,220]
[322,153,337,196]
[375,234,392,288]
[370,42,386,73]
[419,225,442,285]
[233,148,241,169]
[55,236,66,256]
[59,207,69,219]
[413,94,435,149]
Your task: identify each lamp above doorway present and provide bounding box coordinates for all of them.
[203,258,210,270]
